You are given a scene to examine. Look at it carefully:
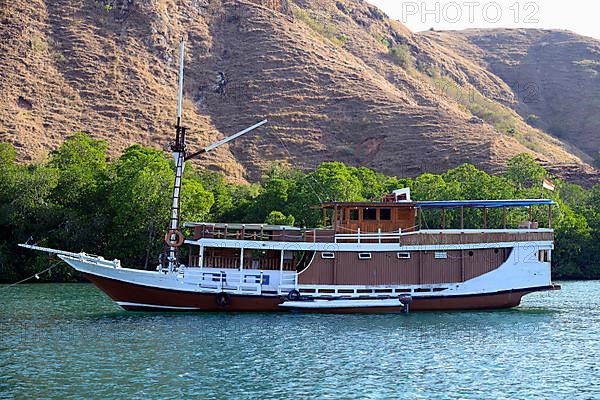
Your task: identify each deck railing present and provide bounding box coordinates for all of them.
[334,228,402,244]
[196,269,298,295]
[197,270,264,294]
[189,256,296,271]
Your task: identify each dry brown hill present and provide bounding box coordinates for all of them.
[423,28,600,167]
[1,0,598,184]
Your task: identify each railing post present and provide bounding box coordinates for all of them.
[357,228,361,244]
[279,249,285,288]
[239,247,244,292]
[199,245,204,268]
[378,228,381,244]
[259,271,263,295]
[295,272,298,289]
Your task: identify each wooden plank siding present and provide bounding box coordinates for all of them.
[299,256,334,283]
[298,248,511,285]
[336,206,417,234]
[401,231,553,246]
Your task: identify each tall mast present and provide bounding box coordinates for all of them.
[177,40,184,127]
[165,39,187,273]
[163,40,268,273]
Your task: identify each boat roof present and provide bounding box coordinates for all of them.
[320,199,556,209]
[320,202,416,208]
[415,199,556,208]
[184,222,301,231]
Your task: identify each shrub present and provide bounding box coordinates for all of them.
[388,44,414,70]
[526,114,540,124]
[292,6,347,47]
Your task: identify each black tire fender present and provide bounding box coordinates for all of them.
[216,291,231,307]
[287,289,301,301]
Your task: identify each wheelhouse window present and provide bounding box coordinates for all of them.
[397,252,411,259]
[380,208,392,221]
[321,252,335,259]
[349,209,359,221]
[358,253,372,260]
[363,208,377,221]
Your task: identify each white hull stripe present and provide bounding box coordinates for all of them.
[116,301,201,310]
[280,299,404,309]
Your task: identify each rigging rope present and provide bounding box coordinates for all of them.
[268,130,325,204]
[1,261,63,290]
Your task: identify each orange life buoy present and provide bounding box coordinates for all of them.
[164,229,185,247]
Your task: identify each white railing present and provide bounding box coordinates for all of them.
[197,271,265,295]
[334,228,402,243]
[284,285,449,298]
[277,273,299,295]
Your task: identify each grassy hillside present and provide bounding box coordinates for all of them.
[0,0,598,184]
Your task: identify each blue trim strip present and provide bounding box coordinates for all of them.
[415,199,556,208]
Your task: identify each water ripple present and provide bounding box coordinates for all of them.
[1,282,599,399]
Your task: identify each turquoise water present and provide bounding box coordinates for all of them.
[1,282,599,400]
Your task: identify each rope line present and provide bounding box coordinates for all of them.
[1,261,63,290]
[268,130,325,204]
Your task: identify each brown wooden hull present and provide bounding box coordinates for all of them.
[83,273,557,313]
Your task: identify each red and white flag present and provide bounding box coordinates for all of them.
[543,178,555,191]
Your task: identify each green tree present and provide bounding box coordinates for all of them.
[191,168,234,220]
[349,166,401,201]
[289,162,363,227]
[48,133,107,208]
[180,177,214,224]
[504,153,546,193]
[244,176,293,223]
[552,200,592,278]
[106,145,173,268]
[0,143,19,225]
[45,134,110,252]
[265,211,295,226]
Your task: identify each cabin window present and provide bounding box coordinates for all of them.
[358,253,372,260]
[538,250,550,263]
[434,252,448,259]
[321,252,335,259]
[363,208,377,221]
[397,252,411,259]
[380,208,392,221]
[349,209,359,221]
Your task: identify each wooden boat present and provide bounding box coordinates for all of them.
[20,41,560,313]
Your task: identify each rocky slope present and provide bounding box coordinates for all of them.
[0,0,598,184]
[424,28,600,166]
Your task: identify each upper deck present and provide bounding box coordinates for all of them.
[186,194,556,246]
